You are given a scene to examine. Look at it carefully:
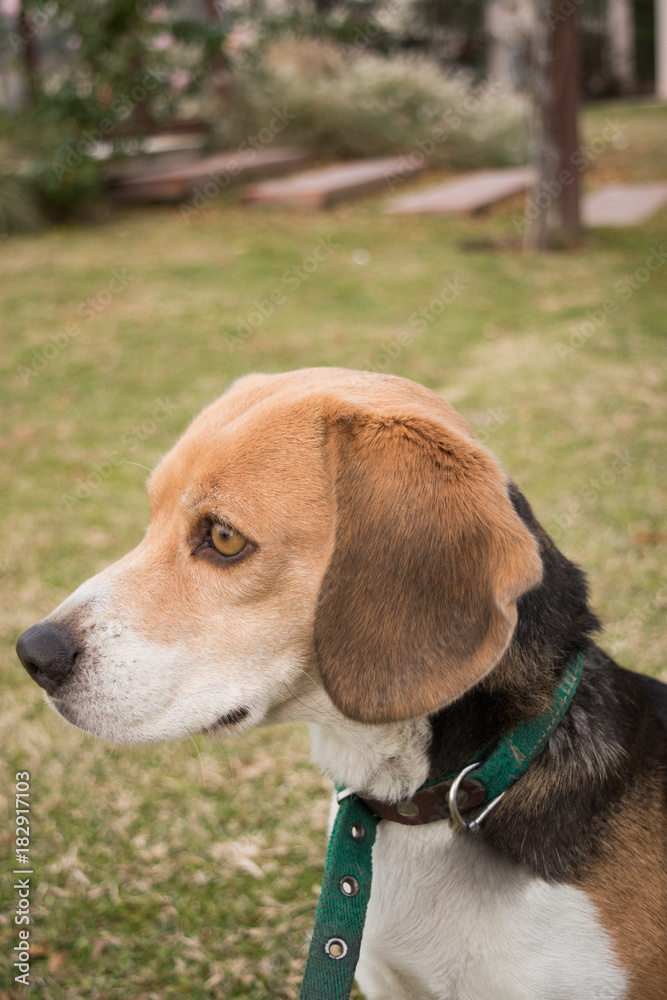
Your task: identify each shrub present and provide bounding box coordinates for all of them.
[219,34,528,169]
[0,117,44,236]
[0,172,45,238]
[0,111,101,224]
[0,0,230,230]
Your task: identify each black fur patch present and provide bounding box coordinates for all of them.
[427,482,667,882]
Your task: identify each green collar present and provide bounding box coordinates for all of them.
[299,652,584,1000]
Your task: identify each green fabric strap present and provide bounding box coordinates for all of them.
[299,793,379,1000]
[472,651,584,800]
[299,652,584,1000]
[420,650,585,801]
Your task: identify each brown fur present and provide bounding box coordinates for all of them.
[314,407,542,723]
[579,773,667,998]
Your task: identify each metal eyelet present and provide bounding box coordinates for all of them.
[350,822,366,841]
[339,875,360,897]
[325,937,348,959]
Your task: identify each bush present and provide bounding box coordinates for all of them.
[0,172,45,238]
[219,35,528,169]
[0,117,44,236]
[0,111,101,225]
[0,0,230,231]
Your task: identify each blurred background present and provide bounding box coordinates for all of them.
[1,2,666,998]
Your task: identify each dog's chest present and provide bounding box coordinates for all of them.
[356,821,627,1000]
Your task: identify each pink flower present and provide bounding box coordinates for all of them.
[152,31,173,51]
[0,0,20,17]
[225,23,257,53]
[170,69,190,92]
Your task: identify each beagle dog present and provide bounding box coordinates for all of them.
[16,368,667,1000]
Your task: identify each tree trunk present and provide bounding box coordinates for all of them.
[607,0,635,93]
[524,0,581,250]
[203,0,234,105]
[656,0,667,100]
[18,2,39,105]
[551,1,580,240]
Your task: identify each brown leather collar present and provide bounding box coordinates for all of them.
[358,774,487,826]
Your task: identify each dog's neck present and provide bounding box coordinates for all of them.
[294,655,626,884]
[278,648,582,807]
[271,645,580,807]
[268,680,433,801]
[309,711,432,802]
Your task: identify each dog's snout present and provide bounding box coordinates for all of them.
[16,622,79,694]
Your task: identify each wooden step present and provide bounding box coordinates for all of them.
[582,183,667,227]
[109,146,312,203]
[241,157,425,209]
[384,166,536,215]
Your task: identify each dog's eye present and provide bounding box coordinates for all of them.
[210,523,248,558]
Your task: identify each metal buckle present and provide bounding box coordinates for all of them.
[447,762,505,834]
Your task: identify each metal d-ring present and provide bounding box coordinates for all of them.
[447,762,505,834]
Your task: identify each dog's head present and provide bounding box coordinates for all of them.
[16,368,542,742]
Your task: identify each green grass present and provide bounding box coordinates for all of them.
[1,100,666,999]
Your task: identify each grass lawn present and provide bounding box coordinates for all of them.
[1,100,666,1000]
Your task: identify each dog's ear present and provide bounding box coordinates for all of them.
[313,411,542,723]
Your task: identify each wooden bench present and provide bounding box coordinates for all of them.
[242,157,425,209]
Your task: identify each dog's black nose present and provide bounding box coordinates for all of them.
[16,623,78,694]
